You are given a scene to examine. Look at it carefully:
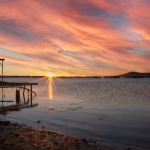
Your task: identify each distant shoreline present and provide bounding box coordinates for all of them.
[1,72,150,78]
[1,76,150,78]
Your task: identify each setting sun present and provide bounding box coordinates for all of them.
[46,72,55,78]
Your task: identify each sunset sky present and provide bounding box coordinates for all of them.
[0,0,150,76]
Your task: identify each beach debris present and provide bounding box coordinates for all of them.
[89,140,96,143]
[67,106,82,111]
[70,103,79,105]
[78,106,82,108]
[82,138,88,143]
[59,110,67,112]
[59,106,83,113]
[12,122,19,126]
[0,121,10,126]
[98,116,106,120]
[44,105,83,113]
[44,106,55,110]
[43,106,57,114]
[14,133,20,136]
[37,121,41,123]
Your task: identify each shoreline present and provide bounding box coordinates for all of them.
[0,120,141,150]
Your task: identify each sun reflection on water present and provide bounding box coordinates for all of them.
[48,77,53,99]
[46,72,56,100]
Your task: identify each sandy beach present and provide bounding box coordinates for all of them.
[0,120,143,150]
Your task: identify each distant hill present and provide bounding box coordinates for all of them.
[118,72,150,78]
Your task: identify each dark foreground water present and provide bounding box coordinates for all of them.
[0,77,150,149]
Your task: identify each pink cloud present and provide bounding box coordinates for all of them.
[0,0,150,76]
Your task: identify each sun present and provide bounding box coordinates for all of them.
[46,72,55,78]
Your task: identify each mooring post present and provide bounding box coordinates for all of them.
[0,58,5,82]
[2,60,3,82]
[16,89,20,104]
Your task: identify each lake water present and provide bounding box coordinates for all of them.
[0,77,150,149]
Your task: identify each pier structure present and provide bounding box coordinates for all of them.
[0,58,4,82]
[0,81,38,113]
[0,58,38,113]
[0,81,38,101]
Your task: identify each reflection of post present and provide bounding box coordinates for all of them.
[2,87,3,107]
[28,89,29,102]
[23,85,25,102]
[30,84,32,106]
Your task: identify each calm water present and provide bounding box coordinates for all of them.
[1,77,150,149]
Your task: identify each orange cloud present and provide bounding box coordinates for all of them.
[0,0,150,76]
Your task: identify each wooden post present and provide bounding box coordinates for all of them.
[16,89,20,104]
[2,60,3,82]
[0,59,5,82]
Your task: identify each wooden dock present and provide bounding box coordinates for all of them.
[0,81,38,86]
[0,81,38,114]
[0,59,39,113]
[0,81,38,102]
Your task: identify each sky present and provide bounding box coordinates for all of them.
[0,0,150,76]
